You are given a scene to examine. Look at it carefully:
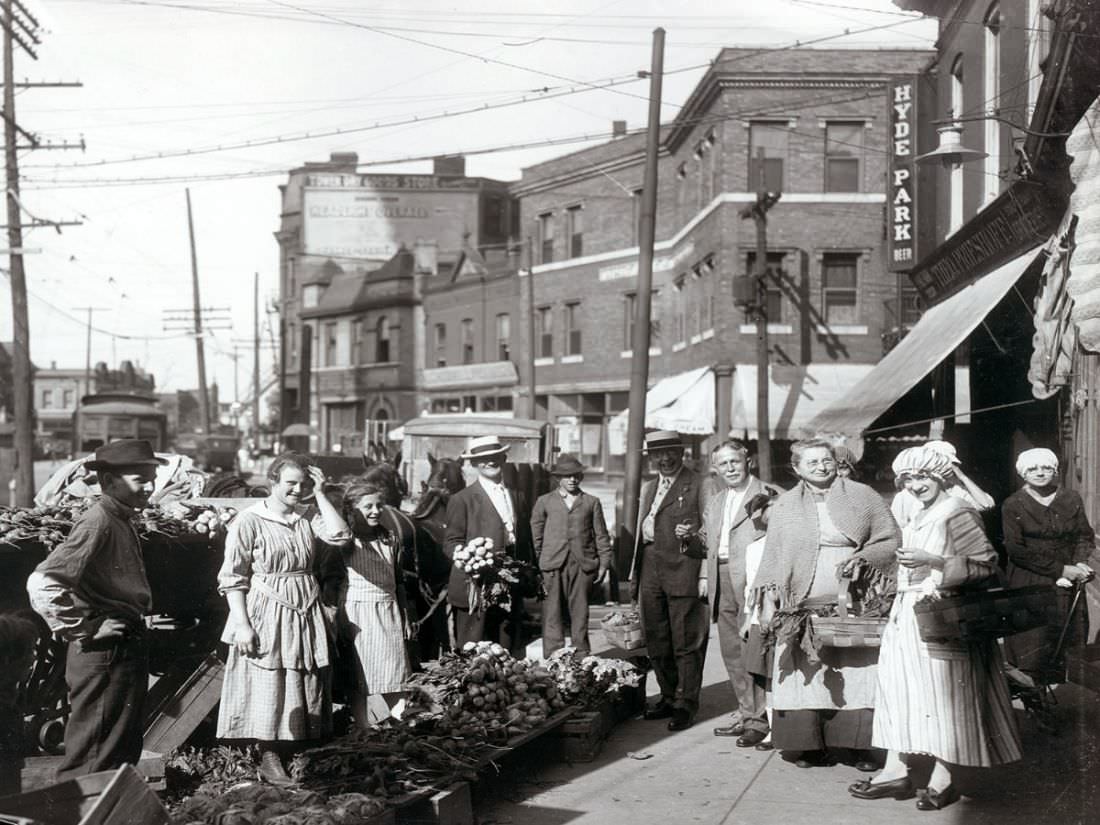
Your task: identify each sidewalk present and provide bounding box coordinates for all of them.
[478,630,1100,825]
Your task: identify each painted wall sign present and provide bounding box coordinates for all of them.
[888,79,917,271]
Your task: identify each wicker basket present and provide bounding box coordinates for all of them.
[601,614,647,651]
[808,578,887,649]
[913,584,1056,643]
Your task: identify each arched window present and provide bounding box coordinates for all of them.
[983,4,1002,203]
[376,316,390,363]
[949,54,965,235]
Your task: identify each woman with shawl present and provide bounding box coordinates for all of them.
[753,439,899,771]
[850,447,1021,811]
[1002,448,1095,680]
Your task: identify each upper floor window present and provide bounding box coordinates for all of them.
[538,212,554,264]
[566,205,583,258]
[434,322,447,367]
[821,253,859,325]
[461,318,475,364]
[376,316,391,363]
[63,389,74,408]
[42,389,53,408]
[1027,0,1052,117]
[351,318,365,365]
[287,322,297,367]
[748,122,788,192]
[302,283,322,309]
[983,4,1002,204]
[699,257,715,331]
[496,313,511,361]
[564,302,582,356]
[624,289,660,350]
[324,322,338,366]
[537,306,553,358]
[825,122,863,192]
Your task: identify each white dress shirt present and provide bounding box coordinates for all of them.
[478,475,516,545]
[717,485,749,562]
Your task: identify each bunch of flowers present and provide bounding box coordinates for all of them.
[453,537,540,614]
[452,536,496,575]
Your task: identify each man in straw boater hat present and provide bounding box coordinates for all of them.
[26,439,166,779]
[530,453,612,658]
[629,430,710,732]
[444,435,534,654]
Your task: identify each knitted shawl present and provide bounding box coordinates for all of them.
[752,477,900,609]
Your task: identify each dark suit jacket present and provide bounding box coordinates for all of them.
[444,480,532,609]
[629,467,707,597]
[688,477,782,620]
[530,490,612,573]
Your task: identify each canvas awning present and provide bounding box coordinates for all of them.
[730,362,875,440]
[805,246,1047,437]
[610,365,715,436]
[421,361,518,391]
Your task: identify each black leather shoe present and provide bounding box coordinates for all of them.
[848,777,915,800]
[736,729,768,748]
[915,785,960,811]
[643,702,674,721]
[793,750,836,769]
[755,741,774,751]
[259,750,294,787]
[713,722,745,737]
[667,709,693,731]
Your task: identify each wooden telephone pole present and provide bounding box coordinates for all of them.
[737,148,781,482]
[185,189,211,434]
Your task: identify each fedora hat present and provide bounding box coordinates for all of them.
[642,430,684,453]
[460,435,510,460]
[549,454,586,476]
[85,439,168,472]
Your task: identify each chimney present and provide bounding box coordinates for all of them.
[433,155,466,177]
[328,152,359,169]
[612,120,627,138]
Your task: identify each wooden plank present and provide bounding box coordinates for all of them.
[77,766,169,825]
[0,770,115,824]
[396,782,473,825]
[143,654,224,754]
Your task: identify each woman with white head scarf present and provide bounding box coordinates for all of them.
[849,447,1021,811]
[889,439,994,527]
[1002,448,1096,679]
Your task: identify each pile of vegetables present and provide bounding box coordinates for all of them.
[0,502,88,552]
[171,782,384,825]
[602,609,642,629]
[142,502,237,539]
[543,648,643,710]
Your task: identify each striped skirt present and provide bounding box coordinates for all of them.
[871,590,1022,766]
[216,654,332,741]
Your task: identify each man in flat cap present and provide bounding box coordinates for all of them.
[531,454,612,658]
[629,430,709,732]
[27,440,165,779]
[444,435,533,654]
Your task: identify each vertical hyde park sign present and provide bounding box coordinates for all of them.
[888,79,917,272]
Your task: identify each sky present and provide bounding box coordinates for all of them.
[1,0,937,410]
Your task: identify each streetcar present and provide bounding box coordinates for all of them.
[72,391,169,453]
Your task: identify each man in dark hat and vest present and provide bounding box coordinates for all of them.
[629,430,709,731]
[27,440,166,779]
[444,435,533,654]
[530,454,612,658]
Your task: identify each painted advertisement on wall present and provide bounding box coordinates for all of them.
[302,174,479,262]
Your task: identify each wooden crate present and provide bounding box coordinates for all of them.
[555,701,617,763]
[395,781,473,825]
[0,765,169,825]
[144,653,225,754]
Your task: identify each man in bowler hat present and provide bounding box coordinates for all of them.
[629,430,709,731]
[27,440,165,779]
[530,454,612,658]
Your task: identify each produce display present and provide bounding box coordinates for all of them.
[0,501,89,552]
[602,609,641,628]
[543,648,643,709]
[142,502,238,539]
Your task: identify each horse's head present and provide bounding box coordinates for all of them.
[362,463,407,508]
[412,454,466,519]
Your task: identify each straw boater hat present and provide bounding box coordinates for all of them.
[549,454,586,476]
[642,430,684,453]
[460,435,510,460]
[85,439,168,472]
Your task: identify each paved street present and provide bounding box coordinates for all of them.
[480,629,1100,825]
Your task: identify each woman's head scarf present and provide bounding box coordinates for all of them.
[892,446,956,483]
[1015,447,1058,477]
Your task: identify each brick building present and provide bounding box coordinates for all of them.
[514,47,934,474]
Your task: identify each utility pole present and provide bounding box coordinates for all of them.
[74,306,109,392]
[525,236,537,419]
[185,189,210,434]
[737,148,781,481]
[3,0,83,506]
[621,28,664,577]
[253,272,261,445]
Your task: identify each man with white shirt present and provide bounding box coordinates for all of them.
[685,440,781,746]
[444,435,533,654]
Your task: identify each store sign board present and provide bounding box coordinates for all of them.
[908,181,1065,305]
[302,185,477,261]
[888,79,917,271]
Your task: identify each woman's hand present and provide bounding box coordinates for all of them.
[307,465,327,491]
[896,546,941,569]
[231,622,260,657]
[1061,564,1091,583]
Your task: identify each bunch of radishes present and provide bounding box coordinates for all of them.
[452,536,496,577]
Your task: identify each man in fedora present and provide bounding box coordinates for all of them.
[445,435,533,653]
[26,440,166,779]
[530,454,612,658]
[629,430,709,732]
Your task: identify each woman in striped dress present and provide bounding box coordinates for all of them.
[850,447,1021,811]
[217,452,351,785]
[340,481,412,726]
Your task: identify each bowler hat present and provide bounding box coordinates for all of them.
[460,435,510,460]
[549,454,586,476]
[642,430,684,453]
[85,439,168,472]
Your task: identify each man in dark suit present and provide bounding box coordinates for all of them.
[629,430,709,731]
[531,454,612,658]
[686,440,781,747]
[444,435,532,654]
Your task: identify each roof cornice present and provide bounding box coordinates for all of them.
[510,148,661,197]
